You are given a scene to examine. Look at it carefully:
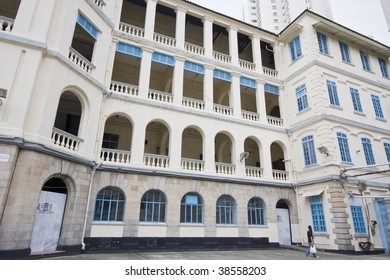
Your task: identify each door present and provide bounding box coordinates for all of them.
[375,198,390,254]
[30,190,67,254]
[277,208,291,245]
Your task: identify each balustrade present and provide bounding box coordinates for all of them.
[144,154,170,168]
[0,16,14,32]
[181,158,204,172]
[68,48,95,74]
[272,170,289,181]
[213,51,231,63]
[214,104,233,116]
[90,0,106,9]
[245,167,264,178]
[154,33,176,47]
[110,81,139,96]
[100,148,131,164]
[119,22,145,37]
[148,90,173,103]
[215,162,236,175]
[262,66,278,77]
[242,110,260,122]
[184,42,205,56]
[51,128,83,151]
[182,97,205,110]
[267,115,284,126]
[239,59,256,71]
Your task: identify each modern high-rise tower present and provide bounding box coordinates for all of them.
[246,0,333,32]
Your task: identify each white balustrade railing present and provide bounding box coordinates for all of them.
[144,154,170,168]
[110,81,139,96]
[239,59,256,71]
[182,97,205,110]
[267,115,284,126]
[213,51,231,63]
[154,33,176,47]
[273,170,289,181]
[100,148,131,164]
[215,162,236,175]
[263,66,278,77]
[148,90,173,103]
[90,0,106,9]
[119,22,144,37]
[214,104,233,116]
[242,110,260,122]
[181,158,204,172]
[0,16,14,32]
[246,167,264,178]
[185,42,205,55]
[68,48,95,74]
[51,127,83,151]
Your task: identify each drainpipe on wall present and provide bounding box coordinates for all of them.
[80,162,101,253]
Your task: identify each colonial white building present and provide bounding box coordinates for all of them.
[0,0,389,258]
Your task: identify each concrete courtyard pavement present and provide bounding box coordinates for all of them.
[45,247,390,260]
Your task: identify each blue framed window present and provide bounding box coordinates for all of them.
[339,42,351,63]
[248,197,265,226]
[116,42,142,57]
[139,190,166,223]
[326,80,340,106]
[384,143,390,163]
[184,61,204,75]
[302,135,317,166]
[180,193,203,224]
[289,36,302,61]
[361,138,376,165]
[296,84,308,112]
[371,95,384,119]
[240,77,257,89]
[93,187,125,222]
[152,52,175,66]
[77,13,99,40]
[337,132,352,163]
[213,69,232,82]
[350,206,366,234]
[350,87,363,113]
[378,58,389,78]
[360,50,371,71]
[216,195,236,224]
[317,32,329,54]
[310,195,327,232]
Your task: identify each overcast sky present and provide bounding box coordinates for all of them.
[187,0,390,46]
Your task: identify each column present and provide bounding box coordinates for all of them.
[231,73,241,118]
[256,80,267,123]
[172,56,185,106]
[175,7,187,49]
[228,27,239,66]
[251,35,263,71]
[138,47,154,98]
[168,124,183,172]
[144,0,158,40]
[203,65,214,112]
[203,129,215,174]
[203,17,214,58]
[130,120,147,166]
[262,140,274,180]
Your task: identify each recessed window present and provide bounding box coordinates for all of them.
[361,138,375,165]
[289,36,302,61]
[378,58,389,78]
[360,50,371,71]
[337,132,352,163]
[310,195,326,232]
[326,80,340,106]
[350,205,366,234]
[339,41,351,63]
[93,187,125,222]
[71,13,99,62]
[180,193,203,224]
[317,32,329,55]
[216,195,236,224]
[350,87,363,113]
[371,94,384,119]
[139,190,166,223]
[248,197,265,225]
[296,84,308,111]
[302,135,317,166]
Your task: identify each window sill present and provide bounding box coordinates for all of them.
[329,104,343,110]
[340,161,354,166]
[92,221,124,225]
[180,223,205,227]
[139,222,167,226]
[304,163,319,169]
[313,232,330,238]
[353,111,366,116]
[319,52,332,58]
[290,55,304,65]
[354,233,368,238]
[297,107,311,115]
[375,117,386,122]
[363,68,374,74]
[342,60,355,67]
[248,225,268,228]
[216,224,238,227]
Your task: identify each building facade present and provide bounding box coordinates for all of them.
[0,0,389,258]
[246,0,333,33]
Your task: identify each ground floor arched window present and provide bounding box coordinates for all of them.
[180,193,203,224]
[248,197,265,225]
[93,186,125,222]
[139,189,166,223]
[216,195,236,224]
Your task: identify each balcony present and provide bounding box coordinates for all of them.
[148,89,173,103]
[144,154,170,168]
[245,166,264,178]
[110,81,139,96]
[100,148,131,164]
[216,162,236,175]
[185,42,205,56]
[267,115,283,126]
[51,128,83,151]
[242,110,260,122]
[263,66,278,77]
[182,97,205,110]
[0,16,14,32]
[119,22,144,38]
[154,32,176,47]
[214,104,233,116]
[213,51,231,64]
[182,158,204,172]
[272,170,289,181]
[239,59,256,71]
[68,48,95,74]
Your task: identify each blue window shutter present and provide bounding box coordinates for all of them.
[264,83,279,95]
[184,61,204,74]
[116,42,142,57]
[77,13,98,40]
[152,52,175,66]
[350,206,366,234]
[240,77,257,89]
[310,195,326,232]
[213,69,232,82]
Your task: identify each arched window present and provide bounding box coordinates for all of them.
[216,195,236,224]
[180,193,203,224]
[93,187,125,222]
[248,197,265,225]
[139,190,166,223]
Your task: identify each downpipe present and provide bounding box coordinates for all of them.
[80,162,101,253]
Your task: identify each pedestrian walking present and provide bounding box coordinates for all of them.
[306,225,319,258]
